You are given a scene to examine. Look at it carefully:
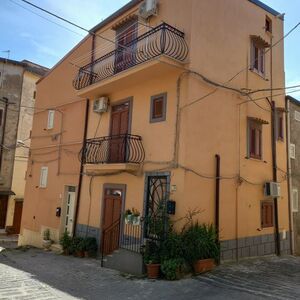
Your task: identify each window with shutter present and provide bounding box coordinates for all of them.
[0,109,3,127]
[248,119,263,159]
[261,201,274,228]
[39,167,48,188]
[251,39,265,76]
[47,110,55,129]
[150,93,167,123]
[276,109,284,141]
[292,189,299,212]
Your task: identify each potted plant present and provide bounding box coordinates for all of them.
[42,229,52,251]
[124,209,133,224]
[144,240,161,279]
[84,237,98,258]
[132,208,141,226]
[182,223,219,274]
[59,231,72,255]
[161,258,183,280]
[72,237,85,258]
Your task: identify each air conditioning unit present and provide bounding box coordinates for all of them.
[93,97,109,113]
[138,0,158,20]
[264,182,281,198]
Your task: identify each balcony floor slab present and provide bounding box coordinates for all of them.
[84,163,140,175]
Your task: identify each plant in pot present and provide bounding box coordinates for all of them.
[59,231,72,255]
[42,229,52,251]
[84,237,98,258]
[124,209,133,224]
[72,237,85,258]
[161,258,184,281]
[143,240,161,279]
[132,208,141,226]
[182,223,219,274]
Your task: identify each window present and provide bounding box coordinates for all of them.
[290,144,296,159]
[295,110,300,122]
[150,93,167,123]
[261,201,274,228]
[265,16,272,33]
[47,110,55,129]
[0,109,3,127]
[39,167,48,188]
[251,39,265,75]
[292,188,299,212]
[33,91,36,99]
[276,110,284,141]
[248,118,262,159]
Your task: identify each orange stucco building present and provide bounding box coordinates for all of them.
[20,0,291,272]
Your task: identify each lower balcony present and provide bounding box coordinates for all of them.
[81,134,145,174]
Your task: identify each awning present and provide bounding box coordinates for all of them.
[0,190,16,196]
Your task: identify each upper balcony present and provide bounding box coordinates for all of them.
[80,134,145,174]
[73,23,189,93]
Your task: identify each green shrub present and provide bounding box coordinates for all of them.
[182,223,219,265]
[43,229,50,241]
[143,240,160,264]
[71,237,84,253]
[161,258,183,280]
[160,232,183,261]
[84,237,98,256]
[59,231,72,251]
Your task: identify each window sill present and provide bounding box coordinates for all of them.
[245,156,267,163]
[249,69,268,81]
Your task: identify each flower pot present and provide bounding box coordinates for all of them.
[84,251,89,258]
[76,250,84,258]
[193,258,215,274]
[42,239,52,251]
[63,249,70,255]
[146,264,160,279]
[125,215,133,224]
[132,216,141,226]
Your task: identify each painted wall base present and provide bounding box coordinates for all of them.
[75,223,100,247]
[220,232,291,261]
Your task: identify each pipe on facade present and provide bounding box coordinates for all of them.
[285,97,294,254]
[73,98,89,236]
[0,97,9,172]
[215,154,220,264]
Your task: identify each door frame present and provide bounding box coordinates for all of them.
[101,183,127,249]
[109,97,133,136]
[60,185,77,237]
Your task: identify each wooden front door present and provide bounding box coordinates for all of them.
[12,201,23,234]
[115,20,138,73]
[0,196,8,229]
[109,102,130,163]
[102,188,122,255]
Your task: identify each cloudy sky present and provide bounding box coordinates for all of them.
[0,0,299,97]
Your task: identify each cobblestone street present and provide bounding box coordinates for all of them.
[1,248,300,299]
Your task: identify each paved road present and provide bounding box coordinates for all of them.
[0,248,300,299]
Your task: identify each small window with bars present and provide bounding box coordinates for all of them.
[261,201,274,228]
[150,93,167,123]
[292,188,299,213]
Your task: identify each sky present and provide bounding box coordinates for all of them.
[0,0,299,97]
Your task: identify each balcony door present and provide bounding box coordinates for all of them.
[109,101,130,163]
[115,19,138,73]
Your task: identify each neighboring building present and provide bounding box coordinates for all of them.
[0,58,48,234]
[20,0,290,273]
[286,96,300,255]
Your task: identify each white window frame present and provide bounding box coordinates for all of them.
[295,111,300,122]
[47,110,55,129]
[292,188,299,212]
[290,143,296,159]
[39,166,48,188]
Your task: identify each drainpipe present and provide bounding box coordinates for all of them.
[0,97,9,172]
[215,154,220,264]
[73,34,95,236]
[285,97,294,254]
[73,98,90,236]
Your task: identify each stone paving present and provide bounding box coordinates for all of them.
[0,248,300,299]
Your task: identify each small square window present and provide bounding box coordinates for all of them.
[261,201,274,228]
[265,17,272,33]
[248,118,263,160]
[150,93,167,123]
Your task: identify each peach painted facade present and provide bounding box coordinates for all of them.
[21,0,290,260]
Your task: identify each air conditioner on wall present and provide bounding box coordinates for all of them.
[264,182,281,198]
[93,97,109,113]
[138,0,158,20]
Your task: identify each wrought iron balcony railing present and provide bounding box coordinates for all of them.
[80,134,145,164]
[73,22,189,90]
